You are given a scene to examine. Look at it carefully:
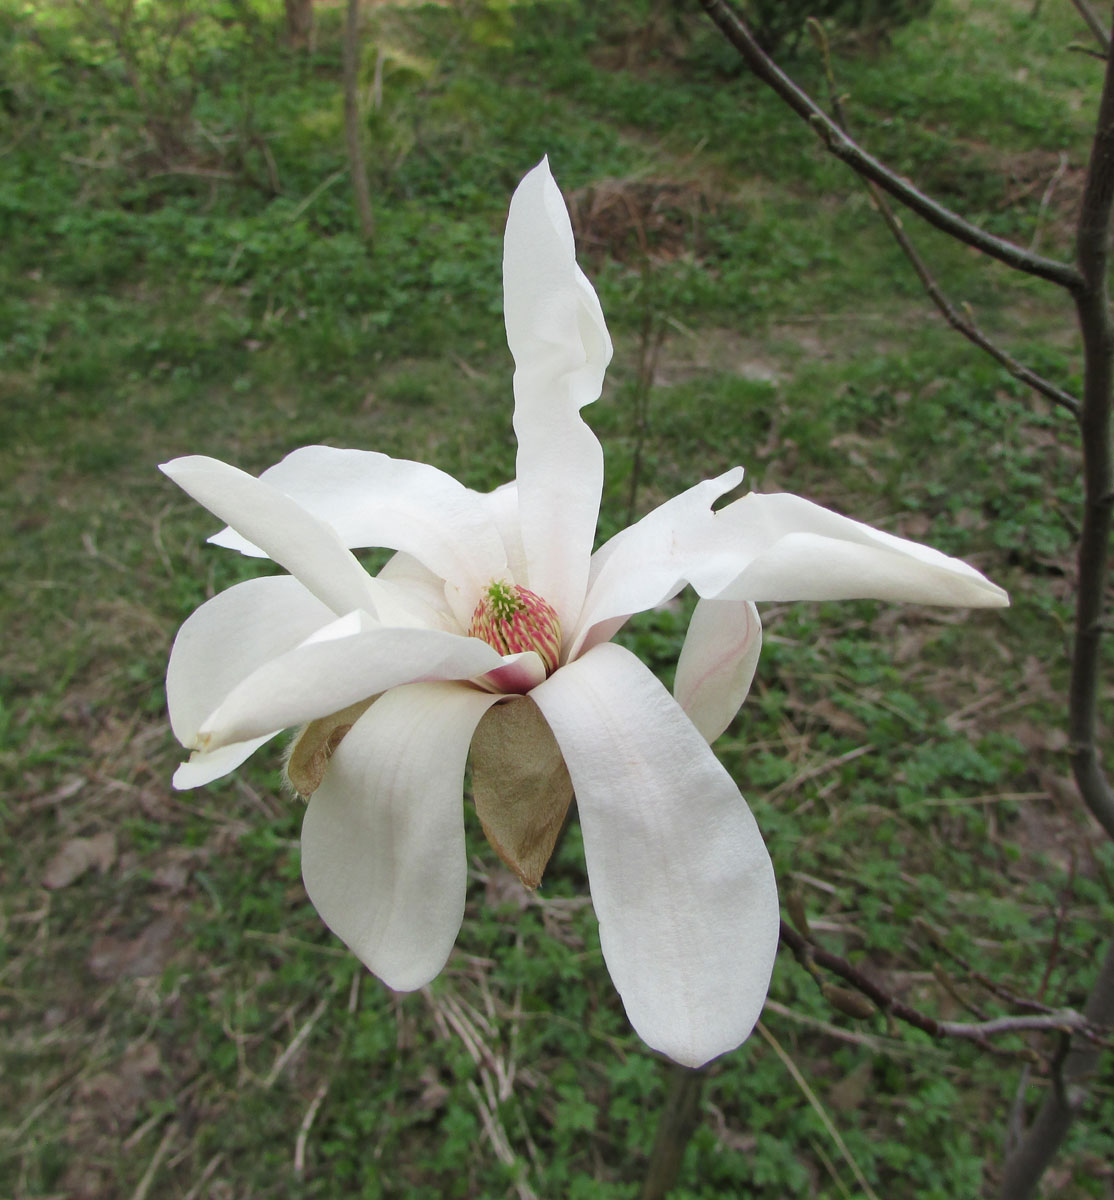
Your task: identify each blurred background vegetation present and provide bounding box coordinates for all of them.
[2,0,1112,1196]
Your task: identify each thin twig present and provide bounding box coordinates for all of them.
[288,167,348,225]
[181,1152,224,1200]
[263,990,333,1089]
[805,18,1079,417]
[129,1121,177,1200]
[698,0,1083,291]
[779,922,1108,1052]
[293,1078,330,1179]
[1029,151,1070,253]
[756,1022,881,1200]
[342,0,375,241]
[1070,0,1111,55]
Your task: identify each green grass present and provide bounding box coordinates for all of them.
[2,0,1113,1196]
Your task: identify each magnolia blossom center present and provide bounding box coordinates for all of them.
[469,581,562,676]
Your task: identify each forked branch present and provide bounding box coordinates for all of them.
[698,4,1114,1193]
[779,922,1110,1057]
[697,0,1083,291]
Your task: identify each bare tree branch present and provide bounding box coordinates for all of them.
[700,5,1114,1189]
[999,19,1114,1193]
[999,938,1114,1199]
[342,0,375,242]
[1066,12,1114,840]
[698,0,1083,291]
[779,922,1110,1055]
[805,18,1080,417]
[1070,0,1111,56]
[640,1063,707,1200]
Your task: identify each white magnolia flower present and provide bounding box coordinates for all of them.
[161,158,1007,1068]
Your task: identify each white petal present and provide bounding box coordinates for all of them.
[482,481,528,584]
[674,600,762,743]
[198,623,508,750]
[167,575,335,746]
[376,552,460,632]
[208,447,507,609]
[707,492,1009,606]
[300,682,501,991]
[567,468,744,659]
[531,643,779,1067]
[172,736,274,790]
[477,650,548,695]
[504,158,613,632]
[161,456,378,617]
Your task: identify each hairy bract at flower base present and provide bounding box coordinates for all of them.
[161,158,1008,1069]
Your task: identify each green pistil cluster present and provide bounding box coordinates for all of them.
[484,579,526,622]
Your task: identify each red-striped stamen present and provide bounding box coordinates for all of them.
[469,581,562,676]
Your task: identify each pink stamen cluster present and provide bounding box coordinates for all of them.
[469,581,562,676]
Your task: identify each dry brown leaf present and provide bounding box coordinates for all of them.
[87,913,181,981]
[471,697,573,890]
[286,698,376,797]
[828,1060,874,1112]
[42,831,117,889]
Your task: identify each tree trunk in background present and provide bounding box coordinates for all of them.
[284,0,313,50]
[342,0,375,242]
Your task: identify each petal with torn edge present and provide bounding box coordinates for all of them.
[167,574,335,747]
[208,447,507,609]
[704,493,1009,607]
[301,682,501,991]
[531,642,779,1068]
[172,735,274,790]
[160,455,378,617]
[674,599,762,744]
[504,158,612,633]
[198,621,507,751]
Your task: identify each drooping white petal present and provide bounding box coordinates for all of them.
[504,158,613,632]
[160,456,378,617]
[300,682,501,991]
[674,599,762,744]
[208,447,507,616]
[198,620,509,751]
[567,468,744,659]
[172,736,274,790]
[704,492,1010,606]
[167,575,335,746]
[531,642,779,1068]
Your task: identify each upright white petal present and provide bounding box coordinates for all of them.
[674,599,762,744]
[301,682,501,991]
[208,447,508,615]
[161,456,378,617]
[197,623,508,751]
[705,492,1009,606]
[531,643,779,1068]
[504,158,613,632]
